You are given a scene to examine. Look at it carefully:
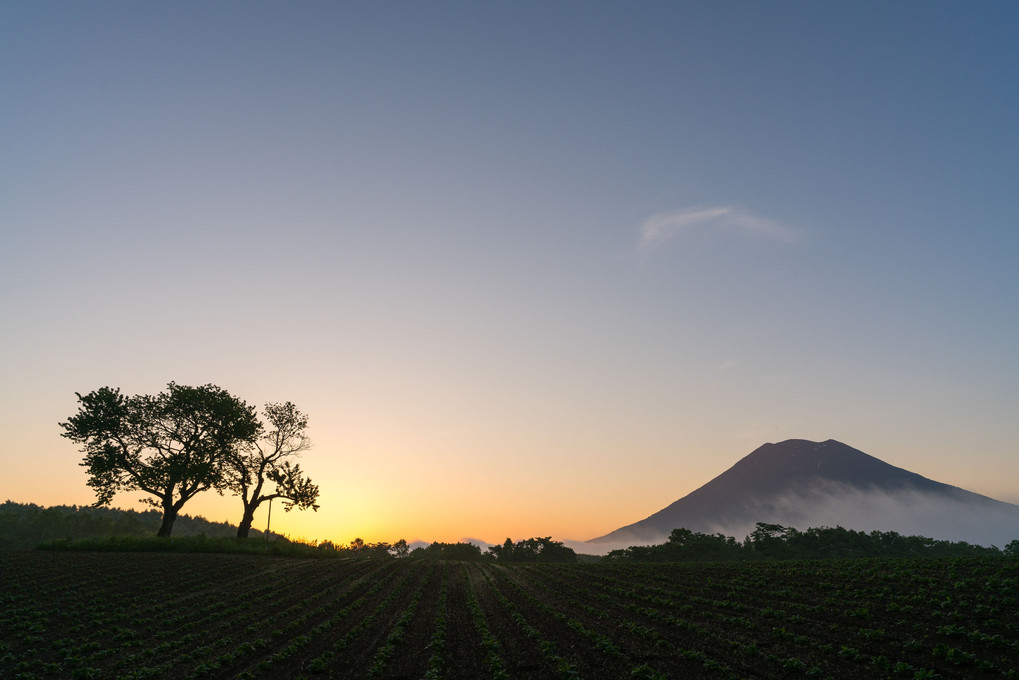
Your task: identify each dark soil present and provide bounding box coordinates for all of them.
[1,552,1016,679]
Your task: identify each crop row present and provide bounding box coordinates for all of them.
[1,552,1017,679]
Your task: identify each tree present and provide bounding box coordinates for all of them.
[60,383,261,537]
[222,401,320,538]
[488,538,517,562]
[745,522,800,559]
[409,542,483,561]
[487,537,577,563]
[662,528,742,561]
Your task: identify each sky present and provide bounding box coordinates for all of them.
[2,1,1018,547]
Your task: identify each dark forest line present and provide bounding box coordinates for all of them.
[606,524,1019,562]
[0,500,263,550]
[0,501,582,563]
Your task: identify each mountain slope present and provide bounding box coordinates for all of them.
[590,439,1019,547]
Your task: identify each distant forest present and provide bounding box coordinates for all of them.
[0,501,263,550]
[0,502,582,563]
[607,524,1019,562]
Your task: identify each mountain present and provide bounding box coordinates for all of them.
[590,439,1019,547]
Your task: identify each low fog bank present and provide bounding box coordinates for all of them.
[563,539,624,556]
[733,485,1019,548]
[588,485,1019,552]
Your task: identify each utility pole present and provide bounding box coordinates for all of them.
[265,497,273,542]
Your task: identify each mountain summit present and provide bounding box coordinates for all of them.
[590,439,1019,547]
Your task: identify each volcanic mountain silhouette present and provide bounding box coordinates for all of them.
[590,439,1019,547]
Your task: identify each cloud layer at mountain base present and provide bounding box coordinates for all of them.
[597,483,1019,551]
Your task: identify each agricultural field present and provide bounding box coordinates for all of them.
[1,552,1017,679]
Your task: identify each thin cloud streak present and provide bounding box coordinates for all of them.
[639,205,798,252]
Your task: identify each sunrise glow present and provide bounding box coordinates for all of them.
[2,2,1017,548]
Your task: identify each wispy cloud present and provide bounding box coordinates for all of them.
[638,205,798,252]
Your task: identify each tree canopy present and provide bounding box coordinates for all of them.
[487,536,578,563]
[222,401,320,538]
[60,383,261,536]
[408,542,484,561]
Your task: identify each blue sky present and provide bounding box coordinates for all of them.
[2,2,1017,543]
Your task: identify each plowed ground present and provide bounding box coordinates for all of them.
[1,552,1016,679]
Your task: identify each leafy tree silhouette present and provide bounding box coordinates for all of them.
[60,383,260,536]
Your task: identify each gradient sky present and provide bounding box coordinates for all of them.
[2,2,1017,546]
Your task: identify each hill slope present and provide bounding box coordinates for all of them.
[590,439,1019,547]
[0,501,263,550]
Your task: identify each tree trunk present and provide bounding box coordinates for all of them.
[236,505,256,538]
[157,505,177,537]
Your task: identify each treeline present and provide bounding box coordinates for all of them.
[3,502,580,563]
[607,523,1019,562]
[322,536,579,563]
[0,501,261,550]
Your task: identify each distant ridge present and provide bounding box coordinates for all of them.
[590,439,1019,547]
